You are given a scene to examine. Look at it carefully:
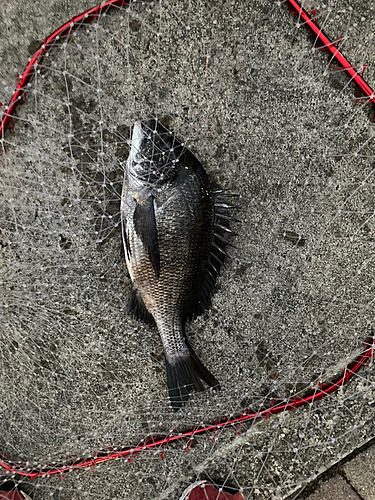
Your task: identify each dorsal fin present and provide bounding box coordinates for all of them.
[187,191,237,321]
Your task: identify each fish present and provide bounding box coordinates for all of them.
[121,118,236,410]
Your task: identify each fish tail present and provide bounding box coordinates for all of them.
[166,346,220,411]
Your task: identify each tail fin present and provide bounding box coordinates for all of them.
[165,347,220,411]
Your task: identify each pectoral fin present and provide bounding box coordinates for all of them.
[121,218,131,260]
[133,195,160,277]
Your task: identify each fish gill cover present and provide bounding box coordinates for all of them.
[0,0,375,499]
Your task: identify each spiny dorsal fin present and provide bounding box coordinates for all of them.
[133,195,161,277]
[187,191,237,321]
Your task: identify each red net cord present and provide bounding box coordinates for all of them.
[0,337,373,478]
[286,0,375,106]
[0,0,374,477]
[0,0,130,140]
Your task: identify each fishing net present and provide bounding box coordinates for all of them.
[0,0,375,498]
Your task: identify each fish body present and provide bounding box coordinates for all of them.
[121,119,234,410]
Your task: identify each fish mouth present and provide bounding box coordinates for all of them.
[125,119,186,188]
[128,121,144,166]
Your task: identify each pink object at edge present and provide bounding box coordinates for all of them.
[180,481,245,500]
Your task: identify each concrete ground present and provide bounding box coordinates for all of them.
[294,438,375,499]
[1,0,375,499]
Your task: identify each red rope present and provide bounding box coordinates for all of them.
[0,0,374,478]
[0,337,373,478]
[0,0,130,140]
[286,0,375,106]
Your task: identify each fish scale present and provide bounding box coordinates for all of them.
[121,119,236,410]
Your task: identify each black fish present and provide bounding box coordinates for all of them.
[121,119,236,410]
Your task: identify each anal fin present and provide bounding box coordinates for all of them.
[128,290,155,327]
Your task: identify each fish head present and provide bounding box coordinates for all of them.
[126,119,184,188]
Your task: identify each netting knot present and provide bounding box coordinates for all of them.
[314,35,343,52]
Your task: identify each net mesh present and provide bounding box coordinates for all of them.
[1,0,375,498]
